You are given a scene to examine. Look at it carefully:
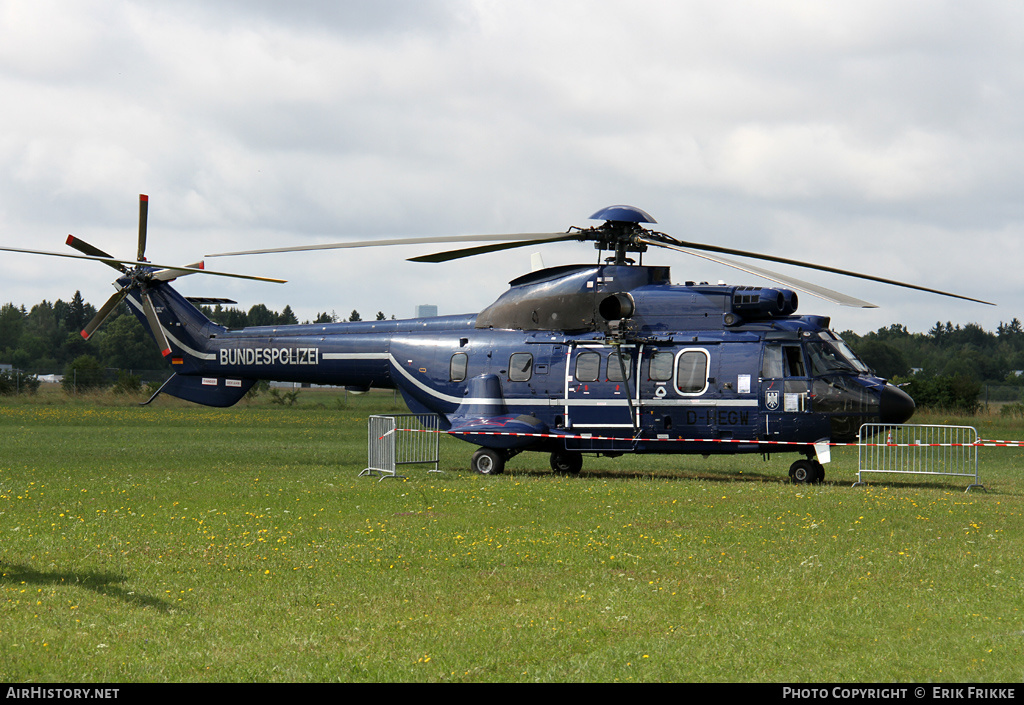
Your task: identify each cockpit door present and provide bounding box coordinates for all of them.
[760,342,812,439]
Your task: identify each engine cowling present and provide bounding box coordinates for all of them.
[731,287,798,318]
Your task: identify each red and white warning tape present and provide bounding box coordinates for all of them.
[977,439,1024,447]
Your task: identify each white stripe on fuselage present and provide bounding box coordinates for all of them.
[321,352,756,411]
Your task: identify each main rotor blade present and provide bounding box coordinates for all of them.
[647,239,878,308]
[81,288,128,340]
[647,234,994,306]
[409,234,579,263]
[138,194,149,261]
[205,232,572,257]
[141,288,171,357]
[65,235,127,273]
[0,245,286,283]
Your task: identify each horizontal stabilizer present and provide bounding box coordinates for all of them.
[185,297,239,305]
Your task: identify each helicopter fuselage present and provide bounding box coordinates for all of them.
[130,261,915,477]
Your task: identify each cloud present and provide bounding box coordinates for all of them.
[0,0,1021,335]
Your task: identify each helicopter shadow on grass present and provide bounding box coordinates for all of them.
[0,561,173,613]
[498,463,989,489]
[501,463,791,484]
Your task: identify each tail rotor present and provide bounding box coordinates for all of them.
[0,193,286,356]
[79,194,154,343]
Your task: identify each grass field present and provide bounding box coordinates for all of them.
[1,386,1022,682]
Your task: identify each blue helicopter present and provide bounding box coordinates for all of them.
[2,196,993,482]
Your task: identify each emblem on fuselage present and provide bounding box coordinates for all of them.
[765,390,780,411]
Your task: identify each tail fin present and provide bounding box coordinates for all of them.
[123,280,221,371]
[126,281,265,408]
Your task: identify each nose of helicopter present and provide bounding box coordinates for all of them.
[879,384,915,424]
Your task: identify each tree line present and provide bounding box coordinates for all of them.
[840,320,1024,383]
[840,320,1024,412]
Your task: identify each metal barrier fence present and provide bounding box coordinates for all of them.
[360,413,441,481]
[855,423,983,492]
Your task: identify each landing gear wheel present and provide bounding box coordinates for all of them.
[471,448,505,475]
[789,459,824,484]
[550,451,583,475]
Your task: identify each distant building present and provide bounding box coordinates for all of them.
[416,304,438,318]
[0,364,12,372]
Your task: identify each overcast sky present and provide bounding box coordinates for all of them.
[1,0,1021,336]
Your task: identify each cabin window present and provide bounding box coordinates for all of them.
[509,353,533,382]
[575,352,601,382]
[649,352,674,381]
[606,352,632,381]
[675,349,709,394]
[450,352,468,382]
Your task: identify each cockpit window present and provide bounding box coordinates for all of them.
[762,344,783,378]
[806,341,869,375]
[762,343,805,378]
[831,339,870,373]
[784,346,806,376]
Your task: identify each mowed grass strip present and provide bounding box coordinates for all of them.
[1,389,1022,682]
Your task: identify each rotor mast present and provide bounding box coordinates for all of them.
[594,220,649,265]
[587,205,657,266]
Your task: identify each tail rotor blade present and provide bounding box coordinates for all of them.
[66,235,128,273]
[138,194,149,261]
[81,288,128,340]
[141,289,172,357]
[151,261,204,282]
